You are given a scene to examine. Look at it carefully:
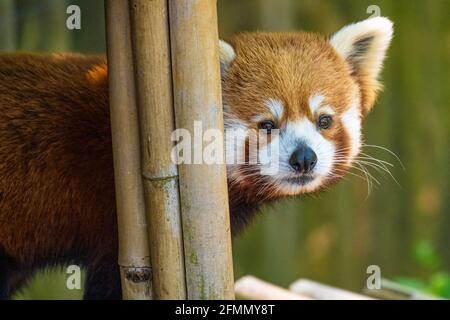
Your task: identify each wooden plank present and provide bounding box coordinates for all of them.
[235,276,312,300]
[290,279,374,300]
[364,279,439,300]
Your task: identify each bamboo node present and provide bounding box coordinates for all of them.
[124,267,152,283]
[141,172,179,182]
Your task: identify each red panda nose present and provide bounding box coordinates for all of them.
[289,146,318,173]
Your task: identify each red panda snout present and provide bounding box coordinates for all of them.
[288,145,317,174]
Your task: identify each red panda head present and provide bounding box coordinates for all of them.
[220,17,393,201]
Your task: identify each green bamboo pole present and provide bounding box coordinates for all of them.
[0,0,16,50]
[259,0,295,31]
[19,0,70,51]
[168,0,235,300]
[105,0,152,300]
[129,0,186,300]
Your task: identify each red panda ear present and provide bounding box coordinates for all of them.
[330,17,393,115]
[219,40,236,76]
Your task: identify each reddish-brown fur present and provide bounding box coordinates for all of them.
[223,33,356,121]
[0,52,281,299]
[0,53,119,299]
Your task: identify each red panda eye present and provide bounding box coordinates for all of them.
[318,115,333,129]
[259,120,276,133]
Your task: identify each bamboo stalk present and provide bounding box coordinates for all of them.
[0,0,16,50]
[168,0,235,300]
[235,276,312,300]
[19,0,70,51]
[129,0,186,300]
[259,0,295,31]
[290,279,374,300]
[105,0,152,300]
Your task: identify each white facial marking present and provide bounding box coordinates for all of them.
[308,94,326,114]
[317,106,335,116]
[264,98,284,119]
[277,118,335,194]
[309,94,335,116]
[341,95,362,160]
[219,40,236,74]
[224,92,362,194]
[223,104,248,176]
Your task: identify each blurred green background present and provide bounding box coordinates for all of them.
[1,0,449,299]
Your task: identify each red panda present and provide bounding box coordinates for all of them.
[0,17,393,299]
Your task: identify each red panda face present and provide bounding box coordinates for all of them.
[220,17,393,201]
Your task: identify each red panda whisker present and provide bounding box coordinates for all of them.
[357,152,395,167]
[349,161,381,193]
[355,156,395,169]
[356,158,392,174]
[361,144,405,170]
[332,167,372,195]
[332,160,374,187]
[355,162,381,192]
[353,164,373,197]
[326,172,350,183]
[356,160,401,187]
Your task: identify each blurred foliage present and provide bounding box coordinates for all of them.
[13,269,83,300]
[414,240,442,271]
[395,273,450,299]
[0,0,448,299]
[393,240,450,298]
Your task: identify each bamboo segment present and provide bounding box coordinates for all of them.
[105,0,152,300]
[169,0,235,300]
[129,0,186,299]
[0,0,16,50]
[259,0,295,31]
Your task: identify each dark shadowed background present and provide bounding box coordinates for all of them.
[0,0,449,299]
